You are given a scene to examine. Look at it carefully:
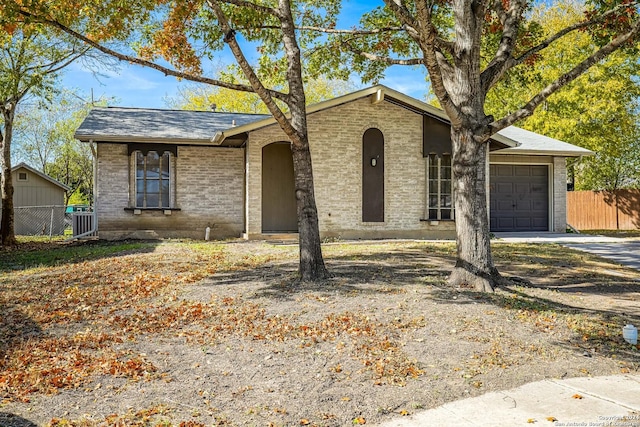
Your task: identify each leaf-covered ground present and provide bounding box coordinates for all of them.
[0,239,638,426]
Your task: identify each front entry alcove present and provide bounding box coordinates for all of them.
[262,142,298,233]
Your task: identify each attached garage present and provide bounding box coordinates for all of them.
[489,164,549,232]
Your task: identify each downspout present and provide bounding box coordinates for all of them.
[485,144,490,228]
[243,137,248,238]
[90,139,98,235]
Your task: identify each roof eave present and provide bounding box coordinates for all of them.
[213,85,520,149]
[494,148,595,157]
[213,86,410,142]
[75,134,221,146]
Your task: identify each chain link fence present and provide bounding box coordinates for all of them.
[11,205,70,237]
[0,205,98,237]
[2,206,95,238]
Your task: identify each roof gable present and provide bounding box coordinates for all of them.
[12,163,71,191]
[213,85,518,149]
[74,85,592,157]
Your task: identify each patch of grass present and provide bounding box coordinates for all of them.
[564,313,627,350]
[0,240,154,272]
[16,236,66,243]
[485,290,554,313]
[581,229,640,238]
[1,239,637,413]
[492,243,588,265]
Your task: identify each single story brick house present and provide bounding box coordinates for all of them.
[74,85,592,240]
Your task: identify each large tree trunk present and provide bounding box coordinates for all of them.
[291,139,328,281]
[277,0,328,281]
[447,125,502,292]
[1,108,17,246]
[207,0,329,281]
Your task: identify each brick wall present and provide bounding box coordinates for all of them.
[246,97,456,239]
[97,143,244,239]
[96,98,570,240]
[553,157,567,232]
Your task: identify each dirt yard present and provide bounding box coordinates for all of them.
[0,239,639,426]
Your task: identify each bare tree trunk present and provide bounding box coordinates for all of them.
[278,0,328,281]
[291,140,328,280]
[1,108,17,246]
[207,0,329,281]
[447,125,502,291]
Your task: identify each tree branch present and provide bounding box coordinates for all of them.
[515,1,639,66]
[345,41,424,65]
[218,0,281,18]
[17,9,289,102]
[490,19,640,133]
[44,50,88,74]
[483,0,640,92]
[206,0,299,140]
[480,0,528,94]
[383,0,420,30]
[294,25,405,35]
[411,0,458,120]
[23,46,89,74]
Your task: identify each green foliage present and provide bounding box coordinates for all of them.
[485,0,640,190]
[586,0,640,52]
[14,90,107,204]
[0,21,91,244]
[332,5,425,84]
[0,28,52,104]
[0,240,151,272]
[165,71,358,113]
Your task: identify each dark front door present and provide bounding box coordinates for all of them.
[362,128,385,222]
[262,142,298,233]
[490,164,549,232]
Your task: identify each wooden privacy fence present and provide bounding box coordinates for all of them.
[567,190,640,230]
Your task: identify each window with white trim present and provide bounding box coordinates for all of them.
[134,150,172,208]
[426,153,454,220]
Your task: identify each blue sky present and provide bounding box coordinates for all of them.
[60,1,430,109]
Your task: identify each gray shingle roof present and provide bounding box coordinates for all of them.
[75,107,270,143]
[496,126,593,156]
[74,89,593,157]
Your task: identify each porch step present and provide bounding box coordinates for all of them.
[262,233,299,244]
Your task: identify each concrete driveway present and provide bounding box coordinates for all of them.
[493,232,640,271]
[563,241,640,271]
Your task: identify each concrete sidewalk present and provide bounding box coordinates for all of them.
[376,375,640,427]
